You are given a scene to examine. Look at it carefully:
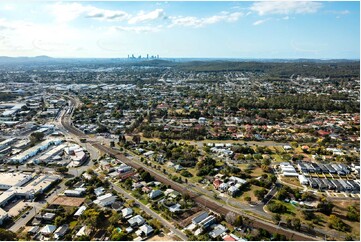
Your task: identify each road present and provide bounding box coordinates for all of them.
[111,182,188,240]
[60,95,318,241]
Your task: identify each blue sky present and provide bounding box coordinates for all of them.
[0,1,359,59]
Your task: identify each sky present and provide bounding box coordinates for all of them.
[0,1,359,59]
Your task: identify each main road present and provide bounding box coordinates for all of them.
[61,95,318,241]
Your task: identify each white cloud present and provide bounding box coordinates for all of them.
[113,25,162,33]
[128,9,165,24]
[48,2,130,23]
[250,1,322,16]
[169,11,243,28]
[253,19,270,26]
[3,4,15,11]
[48,2,87,23]
[85,9,130,22]
[326,10,350,15]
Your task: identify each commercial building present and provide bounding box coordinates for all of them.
[0,173,33,190]
[9,139,62,164]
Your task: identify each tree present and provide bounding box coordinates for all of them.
[268,202,288,213]
[317,198,334,215]
[286,218,292,228]
[132,135,141,144]
[345,234,354,241]
[293,218,301,231]
[0,229,17,241]
[276,187,291,201]
[272,214,281,224]
[301,191,315,201]
[30,132,44,145]
[254,188,267,201]
[328,215,351,232]
[140,171,153,182]
[234,215,243,227]
[54,215,66,227]
[111,231,131,241]
[109,211,121,225]
[244,196,251,203]
[346,205,359,221]
[56,167,69,174]
[74,235,90,241]
[225,212,237,225]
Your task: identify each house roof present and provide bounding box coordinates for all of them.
[40,225,57,234]
[128,215,145,226]
[223,235,236,241]
[122,208,133,217]
[139,224,154,235]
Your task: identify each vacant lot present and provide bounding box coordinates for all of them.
[147,233,179,241]
[51,196,85,207]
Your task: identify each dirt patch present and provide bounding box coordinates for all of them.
[51,196,85,207]
[147,233,178,241]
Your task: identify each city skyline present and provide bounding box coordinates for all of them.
[0,1,359,59]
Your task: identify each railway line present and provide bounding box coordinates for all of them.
[61,98,317,241]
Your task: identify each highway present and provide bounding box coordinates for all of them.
[61,95,318,241]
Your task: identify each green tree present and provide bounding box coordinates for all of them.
[111,231,131,241]
[109,211,121,225]
[74,235,90,241]
[56,167,69,174]
[293,218,301,231]
[346,206,359,222]
[234,215,243,227]
[30,132,45,145]
[272,214,282,224]
[0,229,17,241]
[328,215,351,232]
[317,198,334,215]
[254,189,267,201]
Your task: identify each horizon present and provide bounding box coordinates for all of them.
[0,1,359,59]
[0,55,360,61]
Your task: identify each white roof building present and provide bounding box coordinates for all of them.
[94,193,117,207]
[148,189,163,199]
[40,225,57,235]
[74,206,87,217]
[94,187,105,197]
[128,215,145,227]
[0,208,8,225]
[122,208,133,218]
[298,175,309,185]
[0,173,33,190]
[138,224,154,236]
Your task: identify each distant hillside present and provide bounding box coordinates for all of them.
[176,60,360,78]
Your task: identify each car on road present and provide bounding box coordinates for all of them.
[21,214,26,218]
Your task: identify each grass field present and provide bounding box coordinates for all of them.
[237,184,269,202]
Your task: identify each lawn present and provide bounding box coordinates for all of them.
[250,167,265,178]
[279,177,303,188]
[69,221,78,229]
[271,154,284,162]
[237,185,268,203]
